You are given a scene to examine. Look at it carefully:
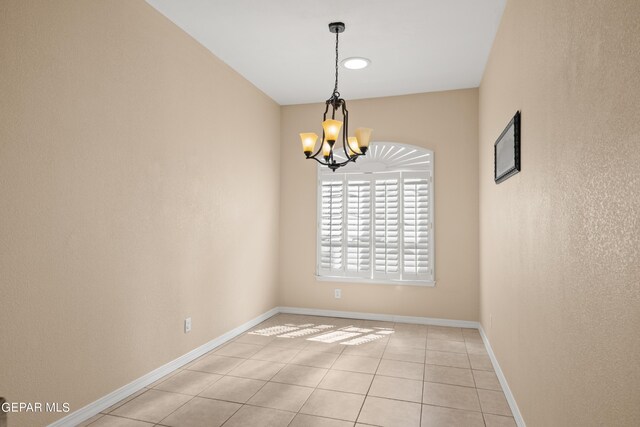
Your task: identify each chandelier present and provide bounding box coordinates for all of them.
[300,22,373,171]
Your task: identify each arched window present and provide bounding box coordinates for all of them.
[317,142,434,285]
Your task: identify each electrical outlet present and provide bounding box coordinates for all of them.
[185,317,192,333]
[334,289,342,299]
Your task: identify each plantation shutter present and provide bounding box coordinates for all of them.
[346,179,371,277]
[402,172,433,280]
[316,143,435,285]
[373,173,401,279]
[318,179,344,274]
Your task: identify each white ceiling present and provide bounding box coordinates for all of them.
[145,0,506,105]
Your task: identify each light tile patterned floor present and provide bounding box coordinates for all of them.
[80,314,516,427]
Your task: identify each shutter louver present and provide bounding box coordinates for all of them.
[402,174,432,280]
[346,179,371,276]
[319,180,344,273]
[373,176,400,279]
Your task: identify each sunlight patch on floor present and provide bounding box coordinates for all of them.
[249,322,395,345]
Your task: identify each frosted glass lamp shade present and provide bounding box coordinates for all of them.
[322,119,343,142]
[347,137,361,155]
[355,128,372,153]
[299,133,318,156]
[322,140,331,160]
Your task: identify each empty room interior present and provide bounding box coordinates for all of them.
[1,1,639,426]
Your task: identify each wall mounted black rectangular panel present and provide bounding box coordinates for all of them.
[494,111,521,183]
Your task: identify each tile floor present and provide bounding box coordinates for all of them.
[79,314,516,427]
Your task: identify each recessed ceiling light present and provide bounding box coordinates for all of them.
[341,57,370,70]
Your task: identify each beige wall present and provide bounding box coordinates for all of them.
[479,1,640,426]
[0,1,280,426]
[279,90,479,320]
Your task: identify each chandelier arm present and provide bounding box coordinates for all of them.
[332,155,360,167]
[309,145,323,160]
[322,101,330,144]
[308,156,330,166]
[341,102,353,159]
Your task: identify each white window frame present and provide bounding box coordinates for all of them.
[315,142,435,287]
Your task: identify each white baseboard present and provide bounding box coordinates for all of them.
[479,325,526,427]
[277,306,480,329]
[49,306,524,427]
[49,307,279,427]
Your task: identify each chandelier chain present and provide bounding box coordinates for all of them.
[333,30,340,98]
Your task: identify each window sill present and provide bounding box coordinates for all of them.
[315,275,436,287]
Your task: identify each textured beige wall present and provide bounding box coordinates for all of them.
[279,90,479,320]
[0,1,280,426]
[479,1,640,425]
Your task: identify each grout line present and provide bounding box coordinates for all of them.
[142,376,491,415]
[351,320,393,424]
[217,401,246,427]
[98,388,149,415]
[154,387,206,425]
[220,315,377,426]
[219,318,303,426]
[91,412,160,424]
[465,335,488,426]
[283,337,341,427]
[421,325,427,426]
[216,378,270,426]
